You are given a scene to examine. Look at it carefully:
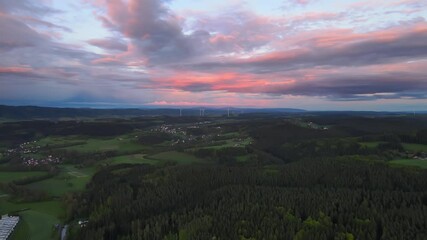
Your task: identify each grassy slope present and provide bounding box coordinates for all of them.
[148,151,204,164]
[402,143,427,152]
[359,142,427,152]
[0,171,47,183]
[0,200,63,240]
[61,138,143,153]
[389,159,427,169]
[106,154,158,165]
[27,165,95,196]
[195,137,252,150]
[35,135,146,154]
[9,216,30,240]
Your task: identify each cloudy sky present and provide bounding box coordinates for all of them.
[1,0,426,110]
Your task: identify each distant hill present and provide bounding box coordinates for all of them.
[0,105,306,120]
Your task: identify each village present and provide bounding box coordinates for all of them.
[4,141,62,167]
[150,122,251,148]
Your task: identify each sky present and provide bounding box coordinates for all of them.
[0,0,426,111]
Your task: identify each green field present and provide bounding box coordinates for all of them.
[61,137,145,154]
[32,136,85,148]
[389,159,427,169]
[34,135,146,154]
[27,165,95,196]
[359,142,427,152]
[106,154,158,165]
[198,137,252,150]
[0,171,47,183]
[9,215,30,240]
[147,151,204,164]
[0,200,63,240]
[402,143,427,152]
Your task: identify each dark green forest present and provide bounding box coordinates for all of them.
[72,160,427,240]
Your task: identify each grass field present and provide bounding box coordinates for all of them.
[27,165,95,196]
[389,159,427,169]
[199,137,252,150]
[34,135,147,154]
[359,142,427,152]
[0,171,47,183]
[402,143,427,152]
[33,136,85,148]
[60,137,145,154]
[0,200,63,240]
[147,151,204,164]
[106,154,158,165]
[9,216,30,240]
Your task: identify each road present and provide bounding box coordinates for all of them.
[61,225,68,240]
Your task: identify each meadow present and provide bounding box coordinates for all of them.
[402,143,427,152]
[34,134,147,154]
[147,151,205,164]
[27,165,96,196]
[389,159,427,169]
[0,200,63,240]
[105,154,158,165]
[0,171,46,183]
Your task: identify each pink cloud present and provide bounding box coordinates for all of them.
[91,57,122,65]
[0,66,32,73]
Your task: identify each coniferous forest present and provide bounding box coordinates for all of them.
[73,161,427,240]
[68,113,427,240]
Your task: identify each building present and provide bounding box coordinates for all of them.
[0,215,20,240]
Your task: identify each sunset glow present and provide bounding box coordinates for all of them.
[1,0,427,110]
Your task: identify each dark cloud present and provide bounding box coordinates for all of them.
[93,0,204,64]
[274,73,427,100]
